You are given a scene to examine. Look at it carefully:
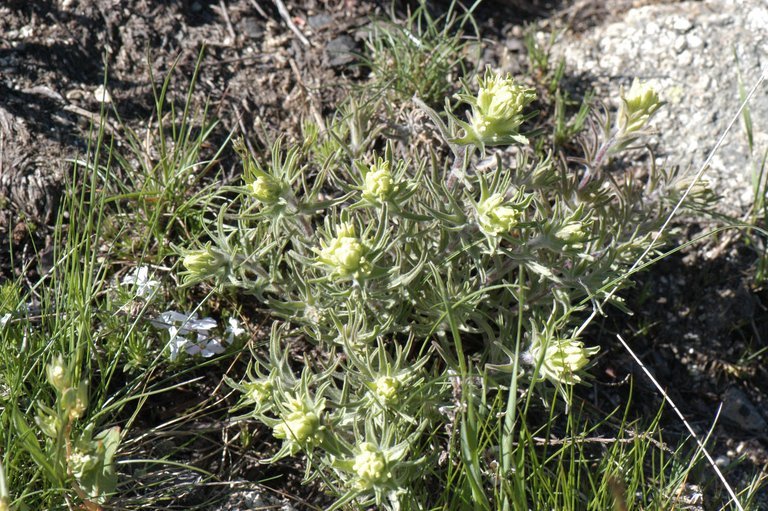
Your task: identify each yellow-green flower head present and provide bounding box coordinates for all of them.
[35,412,61,439]
[363,161,394,201]
[46,354,70,392]
[625,79,660,116]
[273,398,324,454]
[530,338,599,385]
[248,175,282,203]
[244,379,273,406]
[0,497,9,511]
[68,448,100,480]
[555,220,588,245]
[372,375,400,406]
[182,248,225,278]
[62,381,89,420]
[317,223,370,279]
[459,70,536,148]
[477,193,522,236]
[476,74,529,122]
[353,442,389,490]
[617,78,661,133]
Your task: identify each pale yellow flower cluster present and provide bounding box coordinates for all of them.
[317,223,370,279]
[457,70,536,148]
[248,175,282,203]
[530,338,600,385]
[617,78,662,134]
[363,161,394,202]
[352,442,389,490]
[477,193,523,236]
[273,397,325,454]
[372,375,401,406]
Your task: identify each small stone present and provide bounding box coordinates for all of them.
[677,50,693,66]
[721,387,767,434]
[674,35,687,53]
[671,16,693,33]
[714,455,730,469]
[240,17,263,39]
[686,33,704,49]
[324,35,356,67]
[93,85,111,104]
[695,75,711,90]
[19,25,34,38]
[308,14,333,30]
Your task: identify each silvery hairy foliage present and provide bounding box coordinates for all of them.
[180,70,714,507]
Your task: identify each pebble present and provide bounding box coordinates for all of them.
[240,17,263,39]
[308,14,333,30]
[324,35,356,67]
[674,35,687,53]
[714,455,730,469]
[721,387,767,434]
[93,85,111,103]
[671,16,693,33]
[686,33,704,49]
[677,50,692,66]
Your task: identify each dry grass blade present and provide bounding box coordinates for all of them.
[616,334,743,511]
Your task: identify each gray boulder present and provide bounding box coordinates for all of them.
[552,0,768,212]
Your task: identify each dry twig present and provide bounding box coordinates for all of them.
[272,0,310,47]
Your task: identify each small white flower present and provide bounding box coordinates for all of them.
[154,311,216,333]
[185,343,202,357]
[201,338,225,357]
[0,313,11,327]
[155,311,224,361]
[154,310,191,327]
[225,317,246,344]
[183,316,217,335]
[167,326,192,362]
[121,266,160,298]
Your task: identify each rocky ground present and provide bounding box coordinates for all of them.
[1,0,767,508]
[554,0,768,212]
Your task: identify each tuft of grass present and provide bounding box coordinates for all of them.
[361,0,482,107]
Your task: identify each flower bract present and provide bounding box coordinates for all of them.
[529,338,600,385]
[317,223,371,279]
[477,193,522,236]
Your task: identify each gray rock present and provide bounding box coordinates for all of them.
[552,0,768,213]
[324,35,357,67]
[240,17,263,40]
[308,14,334,30]
[721,387,767,434]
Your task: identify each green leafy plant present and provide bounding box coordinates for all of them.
[13,355,119,508]
[181,57,716,507]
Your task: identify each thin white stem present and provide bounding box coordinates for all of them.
[575,68,768,340]
[616,334,742,511]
